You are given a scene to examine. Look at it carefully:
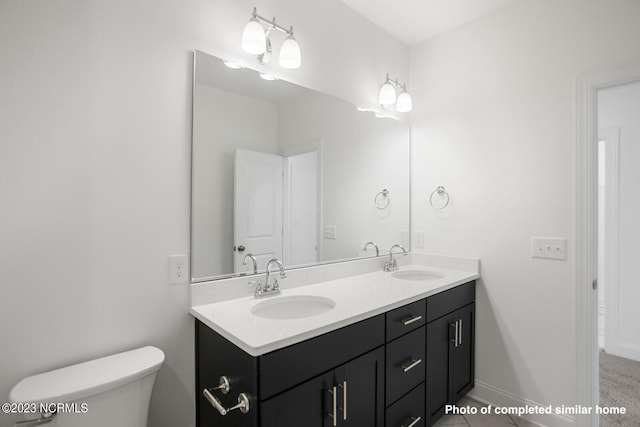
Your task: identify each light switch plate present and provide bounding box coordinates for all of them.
[531,237,567,260]
[323,225,337,240]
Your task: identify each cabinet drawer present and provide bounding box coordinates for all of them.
[426,281,475,323]
[259,314,385,400]
[386,300,426,342]
[386,383,425,427]
[386,326,426,406]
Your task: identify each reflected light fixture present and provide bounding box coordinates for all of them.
[259,73,278,81]
[223,60,243,69]
[241,7,301,69]
[378,74,412,112]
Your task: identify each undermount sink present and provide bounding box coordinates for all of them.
[391,269,445,281]
[251,295,336,319]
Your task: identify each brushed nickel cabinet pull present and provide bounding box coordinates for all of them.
[401,358,423,373]
[338,381,347,420]
[450,321,459,348]
[328,386,337,426]
[402,315,423,326]
[459,319,462,346]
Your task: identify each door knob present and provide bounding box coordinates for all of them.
[236,245,246,252]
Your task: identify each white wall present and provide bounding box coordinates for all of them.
[409,0,640,422]
[0,1,408,426]
[598,81,640,361]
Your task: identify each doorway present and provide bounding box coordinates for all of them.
[596,82,640,426]
[576,62,640,427]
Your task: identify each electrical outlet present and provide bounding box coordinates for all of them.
[169,254,189,284]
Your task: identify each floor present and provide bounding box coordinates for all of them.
[599,350,640,427]
[433,396,539,427]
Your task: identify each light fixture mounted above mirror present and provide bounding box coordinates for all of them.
[379,74,412,112]
[241,7,301,69]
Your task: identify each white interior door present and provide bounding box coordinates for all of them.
[234,149,283,273]
[283,151,318,266]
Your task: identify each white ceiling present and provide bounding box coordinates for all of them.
[339,0,516,46]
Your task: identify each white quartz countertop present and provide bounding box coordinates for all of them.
[190,264,479,356]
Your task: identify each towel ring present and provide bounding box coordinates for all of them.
[374,189,390,210]
[429,186,450,210]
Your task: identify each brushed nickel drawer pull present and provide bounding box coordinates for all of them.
[402,315,423,326]
[402,415,422,427]
[401,358,422,373]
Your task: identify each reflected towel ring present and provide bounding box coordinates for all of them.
[374,189,390,210]
[429,186,450,210]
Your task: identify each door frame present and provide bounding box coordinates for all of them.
[598,128,620,357]
[575,61,640,427]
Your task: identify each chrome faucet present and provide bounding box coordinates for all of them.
[242,253,258,275]
[255,259,285,298]
[363,241,379,257]
[384,244,407,272]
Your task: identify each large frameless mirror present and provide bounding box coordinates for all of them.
[191,50,410,282]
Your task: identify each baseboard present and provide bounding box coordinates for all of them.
[468,380,575,427]
[616,342,640,362]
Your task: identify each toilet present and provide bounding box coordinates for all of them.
[9,346,164,427]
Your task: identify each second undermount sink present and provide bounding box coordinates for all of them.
[392,269,445,281]
[251,295,336,320]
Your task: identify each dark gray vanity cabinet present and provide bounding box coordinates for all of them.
[195,314,385,427]
[425,283,476,426]
[195,280,476,427]
[261,347,385,427]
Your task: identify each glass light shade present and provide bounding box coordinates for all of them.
[396,91,413,112]
[378,82,396,105]
[241,19,266,55]
[279,35,301,69]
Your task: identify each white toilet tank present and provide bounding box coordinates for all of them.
[9,346,164,427]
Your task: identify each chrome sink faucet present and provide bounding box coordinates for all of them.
[384,244,407,272]
[363,241,379,257]
[255,259,285,298]
[242,253,258,275]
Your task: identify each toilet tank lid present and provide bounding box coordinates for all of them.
[9,346,164,404]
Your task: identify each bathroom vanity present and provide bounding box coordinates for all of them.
[192,269,476,427]
[189,49,477,427]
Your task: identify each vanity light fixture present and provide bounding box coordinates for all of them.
[378,74,413,112]
[241,7,301,69]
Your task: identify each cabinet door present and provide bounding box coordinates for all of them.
[261,372,334,427]
[335,347,385,427]
[450,303,474,403]
[425,314,452,425]
[425,304,475,426]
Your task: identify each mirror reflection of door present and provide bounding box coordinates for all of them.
[234,149,283,273]
[283,150,318,267]
[234,148,319,273]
